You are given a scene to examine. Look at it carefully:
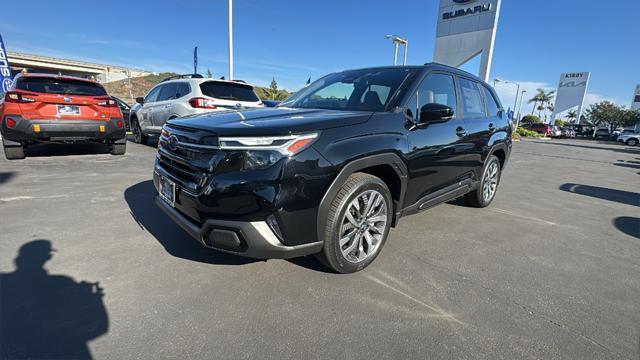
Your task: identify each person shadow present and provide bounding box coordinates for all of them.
[0,240,109,359]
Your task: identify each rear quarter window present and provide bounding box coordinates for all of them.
[15,77,107,96]
[199,81,259,102]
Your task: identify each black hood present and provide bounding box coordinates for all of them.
[167,107,372,136]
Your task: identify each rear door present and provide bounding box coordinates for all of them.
[457,78,504,176]
[13,76,112,121]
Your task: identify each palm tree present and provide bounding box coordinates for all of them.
[566,110,577,123]
[528,88,555,119]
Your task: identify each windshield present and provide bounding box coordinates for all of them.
[15,77,107,96]
[280,68,417,112]
[199,81,259,102]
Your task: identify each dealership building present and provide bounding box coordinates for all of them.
[6,52,152,83]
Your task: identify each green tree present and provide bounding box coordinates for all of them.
[554,119,564,127]
[260,78,288,101]
[585,101,634,130]
[520,114,541,124]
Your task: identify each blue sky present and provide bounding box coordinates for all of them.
[1,0,637,111]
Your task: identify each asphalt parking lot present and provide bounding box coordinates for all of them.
[1,137,639,359]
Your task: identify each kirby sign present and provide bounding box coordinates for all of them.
[0,34,13,93]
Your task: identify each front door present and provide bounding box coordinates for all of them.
[153,82,177,126]
[404,72,469,207]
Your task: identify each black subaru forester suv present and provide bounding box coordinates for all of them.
[153,64,511,273]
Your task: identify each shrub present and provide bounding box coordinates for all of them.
[554,119,565,127]
[516,127,541,138]
[521,115,541,124]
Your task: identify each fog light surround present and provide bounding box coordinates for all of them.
[267,214,284,242]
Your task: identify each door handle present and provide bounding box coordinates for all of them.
[455,126,467,137]
[488,123,496,132]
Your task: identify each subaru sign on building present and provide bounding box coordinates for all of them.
[433,0,502,82]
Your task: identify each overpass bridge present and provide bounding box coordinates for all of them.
[7,52,152,83]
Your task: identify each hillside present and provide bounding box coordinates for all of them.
[103,73,292,105]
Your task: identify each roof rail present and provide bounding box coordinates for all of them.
[232,79,247,84]
[161,74,204,82]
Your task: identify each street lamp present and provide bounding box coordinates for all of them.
[385,35,408,66]
[494,78,520,120]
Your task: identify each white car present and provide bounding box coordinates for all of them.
[617,131,639,146]
[130,74,264,144]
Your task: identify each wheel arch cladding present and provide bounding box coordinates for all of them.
[316,153,408,244]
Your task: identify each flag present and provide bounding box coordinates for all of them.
[0,34,13,93]
[193,46,198,74]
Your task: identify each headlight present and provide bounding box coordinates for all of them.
[219,133,318,156]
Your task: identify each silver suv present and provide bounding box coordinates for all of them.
[130,74,263,144]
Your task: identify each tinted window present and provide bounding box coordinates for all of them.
[280,68,417,112]
[481,86,500,117]
[157,83,177,101]
[176,82,190,98]
[145,86,162,103]
[416,73,457,119]
[15,77,107,96]
[199,81,259,102]
[459,78,485,117]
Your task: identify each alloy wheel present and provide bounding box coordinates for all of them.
[482,162,499,203]
[339,190,388,263]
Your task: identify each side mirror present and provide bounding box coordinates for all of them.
[135,97,144,105]
[419,103,454,124]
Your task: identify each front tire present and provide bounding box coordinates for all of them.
[316,173,393,274]
[626,138,639,146]
[464,155,501,208]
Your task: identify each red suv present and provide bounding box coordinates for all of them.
[523,123,553,136]
[0,73,127,159]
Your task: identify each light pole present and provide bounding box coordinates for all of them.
[228,0,234,80]
[385,35,408,65]
[516,90,527,125]
[494,78,520,120]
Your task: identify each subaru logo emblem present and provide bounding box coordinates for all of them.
[168,135,179,151]
[63,97,72,102]
[453,0,476,3]
[235,103,242,108]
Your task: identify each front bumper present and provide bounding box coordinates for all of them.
[155,195,323,259]
[1,116,126,142]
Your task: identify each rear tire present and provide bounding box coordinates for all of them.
[464,155,501,208]
[315,173,393,274]
[3,143,26,160]
[626,138,639,146]
[111,142,126,155]
[132,119,148,145]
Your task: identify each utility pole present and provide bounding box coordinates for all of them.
[228,0,234,80]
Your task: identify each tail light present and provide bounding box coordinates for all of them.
[189,97,217,109]
[97,97,117,107]
[5,92,37,103]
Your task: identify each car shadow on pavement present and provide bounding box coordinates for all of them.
[0,240,109,360]
[613,217,640,239]
[124,180,256,266]
[24,142,111,157]
[559,183,640,207]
